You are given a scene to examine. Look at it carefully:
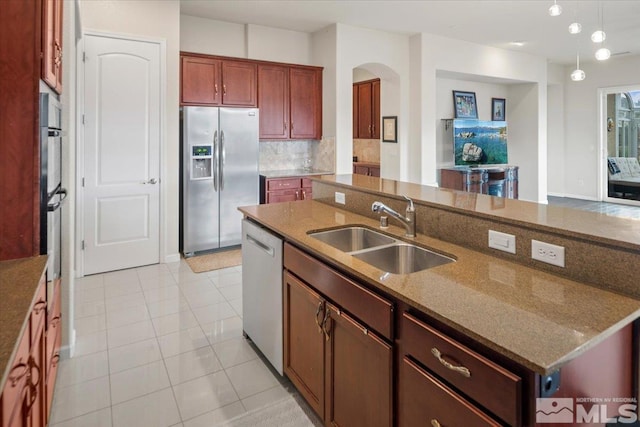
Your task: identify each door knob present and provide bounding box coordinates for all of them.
[142,178,158,184]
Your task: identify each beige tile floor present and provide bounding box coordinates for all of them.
[50,259,307,427]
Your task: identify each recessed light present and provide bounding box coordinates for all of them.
[548,1,562,17]
[510,41,525,47]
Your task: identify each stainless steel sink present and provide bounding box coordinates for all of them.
[352,243,455,274]
[309,227,395,252]
[309,226,455,274]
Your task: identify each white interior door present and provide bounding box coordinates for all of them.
[82,34,160,275]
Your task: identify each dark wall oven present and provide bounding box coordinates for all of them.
[40,91,66,304]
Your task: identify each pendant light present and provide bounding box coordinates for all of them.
[571,51,586,81]
[593,3,610,60]
[549,0,563,16]
[568,2,581,34]
[591,2,606,43]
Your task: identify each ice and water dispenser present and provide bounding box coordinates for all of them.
[191,145,213,180]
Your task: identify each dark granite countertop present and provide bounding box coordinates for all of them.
[239,200,640,375]
[0,256,47,391]
[260,169,334,178]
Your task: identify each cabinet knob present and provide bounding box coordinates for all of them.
[430,420,442,427]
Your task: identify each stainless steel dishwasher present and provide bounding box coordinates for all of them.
[241,218,284,375]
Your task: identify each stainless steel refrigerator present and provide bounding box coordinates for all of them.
[181,107,259,255]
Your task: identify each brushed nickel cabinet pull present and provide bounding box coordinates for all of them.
[315,301,323,334]
[223,84,226,95]
[431,347,471,378]
[431,419,442,427]
[214,84,218,95]
[321,307,330,341]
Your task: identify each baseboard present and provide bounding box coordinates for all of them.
[562,193,600,201]
[547,192,565,198]
[164,253,181,263]
[61,329,76,359]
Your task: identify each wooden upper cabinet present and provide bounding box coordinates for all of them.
[353,78,380,139]
[181,56,220,105]
[221,60,257,107]
[258,64,289,139]
[289,66,322,140]
[372,79,380,139]
[42,0,63,94]
[181,55,257,107]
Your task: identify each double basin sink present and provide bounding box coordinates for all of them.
[309,226,455,274]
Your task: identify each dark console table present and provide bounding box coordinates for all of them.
[440,166,518,199]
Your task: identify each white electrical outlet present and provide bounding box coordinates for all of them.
[335,192,346,205]
[531,240,565,267]
[488,230,516,254]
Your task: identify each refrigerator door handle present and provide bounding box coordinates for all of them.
[213,130,218,191]
[220,130,225,191]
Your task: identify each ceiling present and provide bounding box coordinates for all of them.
[180,0,640,65]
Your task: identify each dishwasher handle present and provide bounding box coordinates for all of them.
[245,233,275,257]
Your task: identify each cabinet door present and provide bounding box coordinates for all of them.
[258,65,289,139]
[352,84,359,138]
[372,80,380,139]
[283,272,325,419]
[42,0,63,94]
[181,56,220,105]
[1,324,30,427]
[357,82,373,138]
[289,67,322,140]
[325,303,392,427]
[221,60,257,107]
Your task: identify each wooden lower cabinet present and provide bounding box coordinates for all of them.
[283,272,325,417]
[325,303,392,427]
[284,258,393,426]
[260,176,313,204]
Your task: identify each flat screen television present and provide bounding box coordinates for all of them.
[453,119,508,166]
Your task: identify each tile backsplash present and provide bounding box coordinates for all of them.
[259,138,335,172]
[353,139,380,163]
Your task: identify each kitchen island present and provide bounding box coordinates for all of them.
[239,174,640,426]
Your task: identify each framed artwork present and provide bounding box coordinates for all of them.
[382,116,397,142]
[492,98,506,121]
[453,90,478,119]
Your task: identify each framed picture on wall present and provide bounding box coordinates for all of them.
[382,116,397,142]
[453,90,478,119]
[492,98,506,121]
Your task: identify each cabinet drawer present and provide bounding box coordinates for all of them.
[301,178,313,188]
[401,356,500,427]
[267,178,301,191]
[402,312,521,426]
[284,243,393,340]
[266,189,299,204]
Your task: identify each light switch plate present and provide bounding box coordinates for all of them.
[335,192,346,205]
[488,230,516,254]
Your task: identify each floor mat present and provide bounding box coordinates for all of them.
[184,248,242,273]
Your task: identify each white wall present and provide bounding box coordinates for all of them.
[312,25,337,143]
[562,54,640,200]
[80,0,181,264]
[180,16,313,66]
[353,68,377,83]
[418,34,548,201]
[180,15,245,57]
[329,24,410,179]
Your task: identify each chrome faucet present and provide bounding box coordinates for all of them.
[372,196,416,238]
